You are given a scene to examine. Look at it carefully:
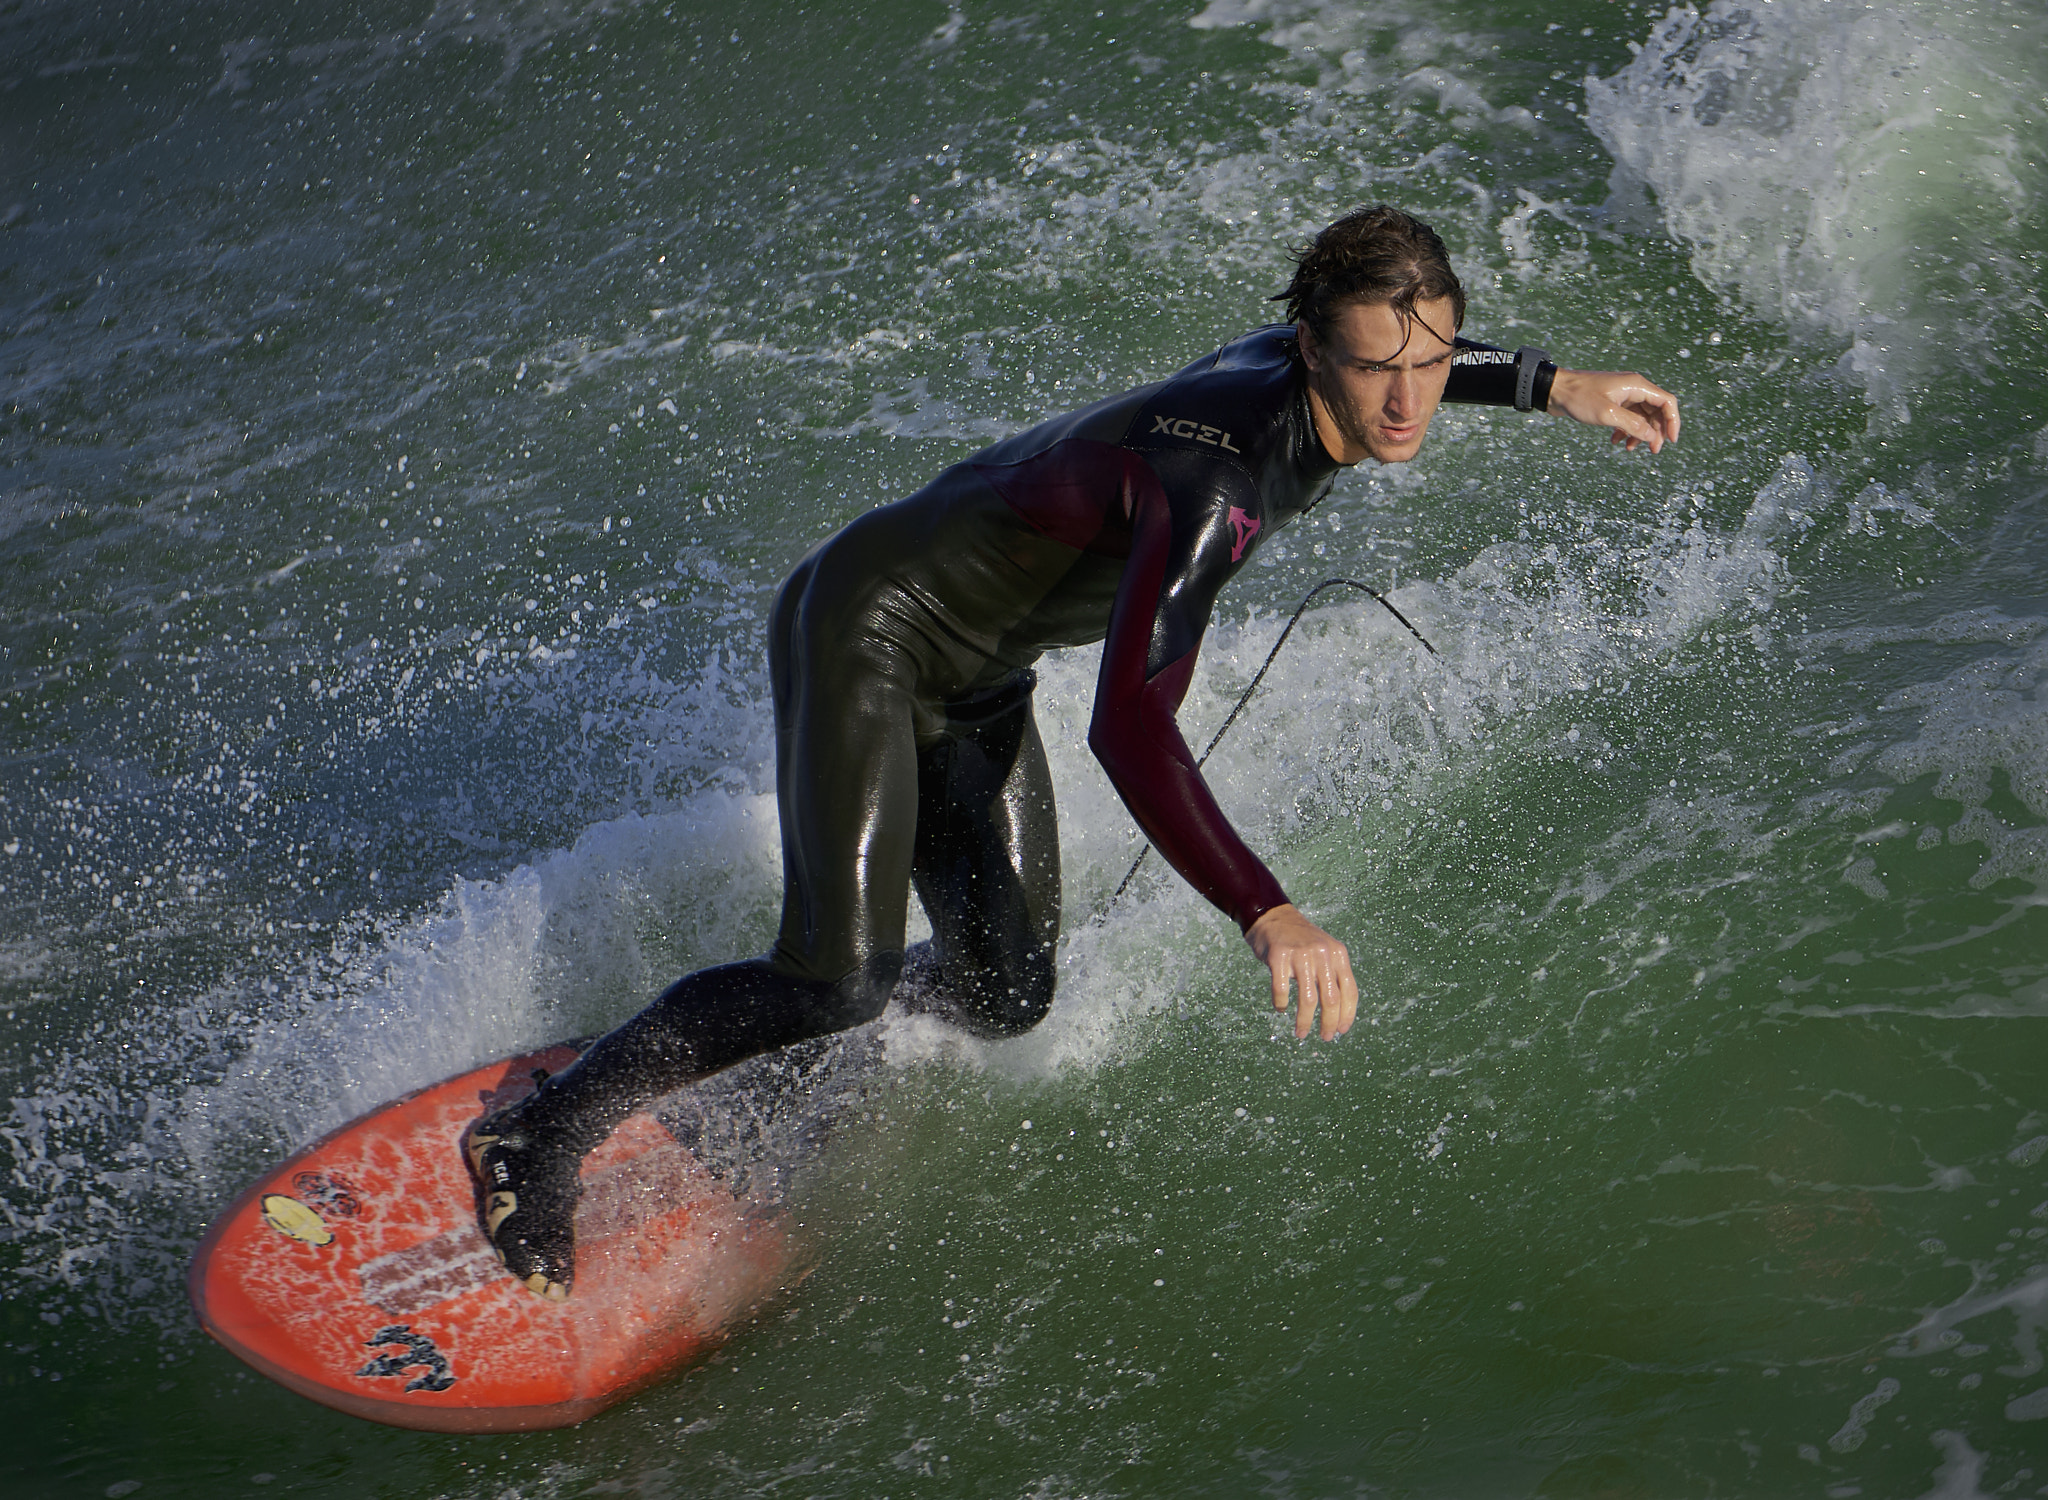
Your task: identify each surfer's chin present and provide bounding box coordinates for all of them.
[1365,430,1427,463]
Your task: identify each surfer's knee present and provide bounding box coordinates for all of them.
[812,949,902,1032]
[944,943,1057,1038]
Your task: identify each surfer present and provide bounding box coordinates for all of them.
[468,204,1680,1299]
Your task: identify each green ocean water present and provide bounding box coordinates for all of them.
[4,0,2047,1494]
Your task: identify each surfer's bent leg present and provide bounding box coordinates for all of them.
[470,552,926,1296]
[903,672,1061,1037]
[517,552,926,1137]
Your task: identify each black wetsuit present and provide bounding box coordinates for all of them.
[511,326,1551,1151]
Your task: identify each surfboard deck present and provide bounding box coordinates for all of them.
[188,1043,802,1433]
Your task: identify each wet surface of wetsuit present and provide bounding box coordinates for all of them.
[513,326,1552,1150]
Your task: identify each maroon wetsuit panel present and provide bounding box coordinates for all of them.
[1087,474,1291,928]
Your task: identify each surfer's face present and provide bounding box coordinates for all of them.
[1297,296,1457,466]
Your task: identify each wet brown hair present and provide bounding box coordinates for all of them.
[1275,205,1466,344]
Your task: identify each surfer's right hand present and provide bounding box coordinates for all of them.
[1545,368,1681,453]
[1245,903,1358,1042]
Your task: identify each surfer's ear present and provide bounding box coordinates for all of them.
[1295,319,1322,371]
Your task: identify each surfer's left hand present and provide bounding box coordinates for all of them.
[1547,369,1681,453]
[1245,903,1358,1041]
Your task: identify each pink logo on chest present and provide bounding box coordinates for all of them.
[1227,506,1261,561]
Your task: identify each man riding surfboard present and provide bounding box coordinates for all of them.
[468,205,1681,1300]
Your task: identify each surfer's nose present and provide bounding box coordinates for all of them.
[1384,368,1421,419]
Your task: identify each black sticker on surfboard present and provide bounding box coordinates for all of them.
[355,1325,457,1394]
[292,1169,365,1219]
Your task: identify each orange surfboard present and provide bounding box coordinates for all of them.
[188,1043,802,1432]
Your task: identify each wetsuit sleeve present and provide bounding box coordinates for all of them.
[1446,337,1555,412]
[1086,465,1290,932]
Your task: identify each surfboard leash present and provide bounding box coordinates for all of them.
[1108,577,1436,906]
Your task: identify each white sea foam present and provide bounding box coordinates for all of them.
[1585,0,2044,421]
[1918,1431,1998,1500]
[1870,630,2048,888]
[1893,1265,2048,1385]
[847,0,1548,344]
[186,791,788,1172]
[1826,1375,1898,1452]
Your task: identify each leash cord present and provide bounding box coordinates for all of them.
[1108,578,1435,904]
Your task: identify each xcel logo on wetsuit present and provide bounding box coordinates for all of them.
[1148,414,1241,452]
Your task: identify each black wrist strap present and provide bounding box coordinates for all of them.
[1514,347,1549,413]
